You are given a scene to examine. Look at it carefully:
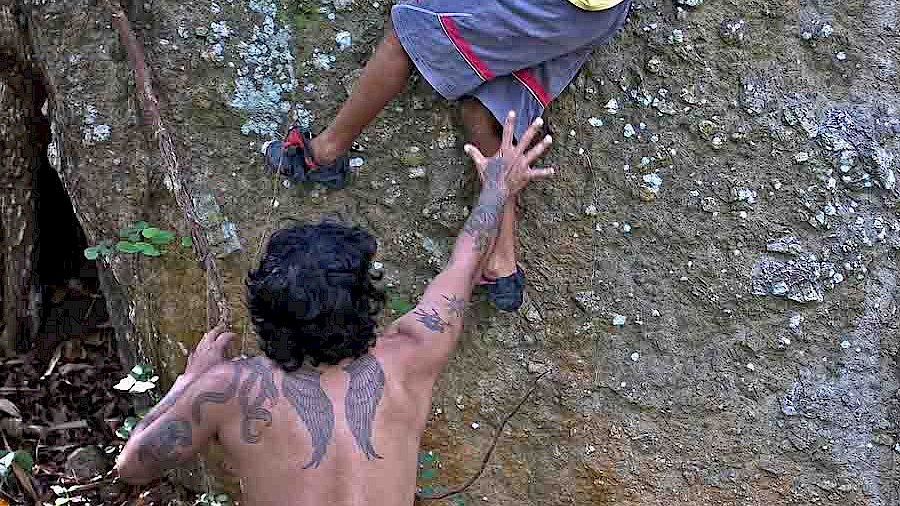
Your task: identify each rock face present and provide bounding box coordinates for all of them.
[3,0,899,504]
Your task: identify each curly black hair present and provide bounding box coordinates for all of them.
[247,222,385,371]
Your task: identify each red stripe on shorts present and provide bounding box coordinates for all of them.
[512,69,552,108]
[439,16,494,81]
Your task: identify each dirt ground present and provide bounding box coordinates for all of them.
[2,0,899,504]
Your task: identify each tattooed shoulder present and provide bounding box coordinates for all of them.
[189,358,279,444]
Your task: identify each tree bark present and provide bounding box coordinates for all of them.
[0,2,39,356]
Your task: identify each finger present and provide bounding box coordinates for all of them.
[528,167,557,180]
[501,110,516,152]
[200,323,226,347]
[524,135,553,166]
[518,117,544,154]
[215,332,237,349]
[463,144,488,167]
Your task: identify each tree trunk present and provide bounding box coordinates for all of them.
[0,2,39,356]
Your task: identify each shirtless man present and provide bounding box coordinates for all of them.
[115,112,554,505]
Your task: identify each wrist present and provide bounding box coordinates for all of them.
[174,372,197,387]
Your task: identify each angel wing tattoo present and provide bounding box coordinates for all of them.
[283,369,335,469]
[343,354,385,461]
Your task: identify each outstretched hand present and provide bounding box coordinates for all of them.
[463,111,556,197]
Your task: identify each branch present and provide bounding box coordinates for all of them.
[107,4,230,328]
[416,370,550,501]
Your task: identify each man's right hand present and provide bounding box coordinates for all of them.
[463,111,555,197]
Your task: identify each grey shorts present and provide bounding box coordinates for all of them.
[391,0,631,139]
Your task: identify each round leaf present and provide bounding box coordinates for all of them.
[150,231,175,245]
[181,236,193,248]
[84,247,99,260]
[116,241,141,254]
[141,227,161,239]
[138,242,161,257]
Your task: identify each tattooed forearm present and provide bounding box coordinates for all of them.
[414,308,450,333]
[462,189,506,253]
[283,369,335,469]
[344,354,384,461]
[137,419,193,466]
[443,295,466,318]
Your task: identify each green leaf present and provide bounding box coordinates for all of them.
[129,233,142,242]
[131,364,146,377]
[389,297,415,314]
[119,227,137,239]
[150,230,175,245]
[181,236,193,248]
[123,417,139,431]
[135,241,160,257]
[419,469,435,480]
[84,247,100,260]
[423,451,436,463]
[451,496,466,506]
[134,221,150,230]
[138,242,161,257]
[12,450,33,474]
[141,227,161,239]
[419,486,435,495]
[115,426,130,440]
[116,241,141,254]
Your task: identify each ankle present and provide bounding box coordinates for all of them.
[482,258,517,280]
[308,134,339,166]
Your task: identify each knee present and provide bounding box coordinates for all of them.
[383,28,407,58]
[460,99,487,122]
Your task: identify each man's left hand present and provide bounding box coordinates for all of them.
[185,323,236,376]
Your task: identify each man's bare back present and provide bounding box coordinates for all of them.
[204,349,431,506]
[115,112,554,505]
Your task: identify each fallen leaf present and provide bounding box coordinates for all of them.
[40,344,63,380]
[112,375,136,391]
[0,399,21,419]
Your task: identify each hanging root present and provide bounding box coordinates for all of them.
[106,2,231,328]
[416,370,550,502]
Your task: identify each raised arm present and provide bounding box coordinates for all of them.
[115,325,235,484]
[386,111,554,381]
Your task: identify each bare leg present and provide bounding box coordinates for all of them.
[460,99,518,281]
[309,29,412,165]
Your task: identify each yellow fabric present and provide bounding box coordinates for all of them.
[566,0,625,11]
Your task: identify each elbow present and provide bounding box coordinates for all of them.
[115,450,158,485]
